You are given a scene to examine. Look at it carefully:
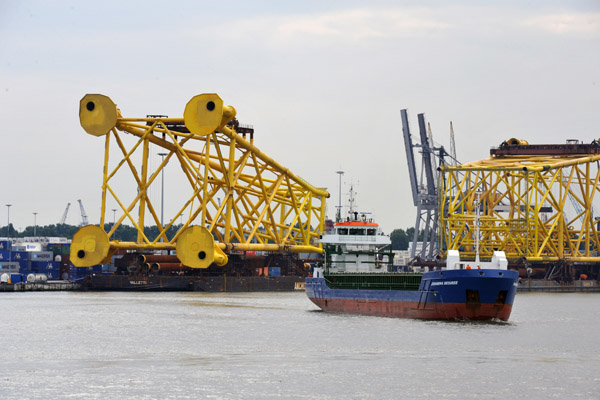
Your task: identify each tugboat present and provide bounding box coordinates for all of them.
[305,191,518,321]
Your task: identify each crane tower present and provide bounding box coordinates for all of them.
[71,93,329,268]
[401,110,447,260]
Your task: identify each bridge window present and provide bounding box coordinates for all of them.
[338,228,348,235]
[367,228,376,236]
[349,228,366,235]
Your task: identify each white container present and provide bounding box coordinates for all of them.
[30,251,53,261]
[23,243,43,252]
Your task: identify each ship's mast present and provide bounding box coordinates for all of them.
[348,183,355,215]
[336,170,344,222]
[475,192,481,267]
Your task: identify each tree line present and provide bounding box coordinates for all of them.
[2,223,423,251]
[0,223,183,243]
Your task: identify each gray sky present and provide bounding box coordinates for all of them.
[1,0,599,235]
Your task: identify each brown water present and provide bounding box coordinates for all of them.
[1,291,599,399]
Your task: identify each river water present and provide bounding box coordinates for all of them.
[1,291,598,399]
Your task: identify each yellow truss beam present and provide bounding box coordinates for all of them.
[439,147,600,263]
[71,94,328,268]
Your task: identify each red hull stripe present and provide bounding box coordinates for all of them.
[309,297,513,321]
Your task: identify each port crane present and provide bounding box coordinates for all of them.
[401,110,447,261]
[71,93,328,268]
[78,199,89,226]
[59,203,71,224]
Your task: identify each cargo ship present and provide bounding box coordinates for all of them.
[305,195,519,321]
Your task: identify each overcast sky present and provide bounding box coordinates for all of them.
[1,0,599,235]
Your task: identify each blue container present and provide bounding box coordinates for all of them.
[269,267,281,276]
[0,240,11,251]
[32,261,60,273]
[18,260,31,270]
[10,273,23,283]
[10,251,30,262]
[0,251,10,261]
[45,270,60,280]
[92,265,103,272]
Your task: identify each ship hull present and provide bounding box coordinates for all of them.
[306,269,518,321]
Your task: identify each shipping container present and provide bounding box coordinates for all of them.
[48,243,70,255]
[0,262,20,273]
[0,251,10,261]
[12,245,26,251]
[10,273,23,283]
[17,259,31,270]
[47,243,60,257]
[10,251,30,262]
[269,267,281,276]
[31,261,60,273]
[23,243,42,252]
[30,251,53,261]
[45,270,60,280]
[61,245,71,255]
[0,240,11,251]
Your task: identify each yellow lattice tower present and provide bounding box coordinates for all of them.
[71,94,328,268]
[439,139,600,264]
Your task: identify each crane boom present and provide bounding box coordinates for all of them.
[78,199,89,226]
[60,203,71,224]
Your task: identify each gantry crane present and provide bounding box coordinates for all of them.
[401,110,447,260]
[71,93,329,269]
[439,138,600,278]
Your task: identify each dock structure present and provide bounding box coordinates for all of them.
[0,281,81,292]
[438,139,600,280]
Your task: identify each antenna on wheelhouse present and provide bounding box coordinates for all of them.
[348,183,355,214]
[336,170,344,222]
[347,181,360,221]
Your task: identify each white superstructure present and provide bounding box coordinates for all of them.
[320,185,391,273]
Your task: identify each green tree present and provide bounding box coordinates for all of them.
[405,227,424,242]
[390,228,409,250]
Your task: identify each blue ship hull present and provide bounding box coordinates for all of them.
[306,269,519,321]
